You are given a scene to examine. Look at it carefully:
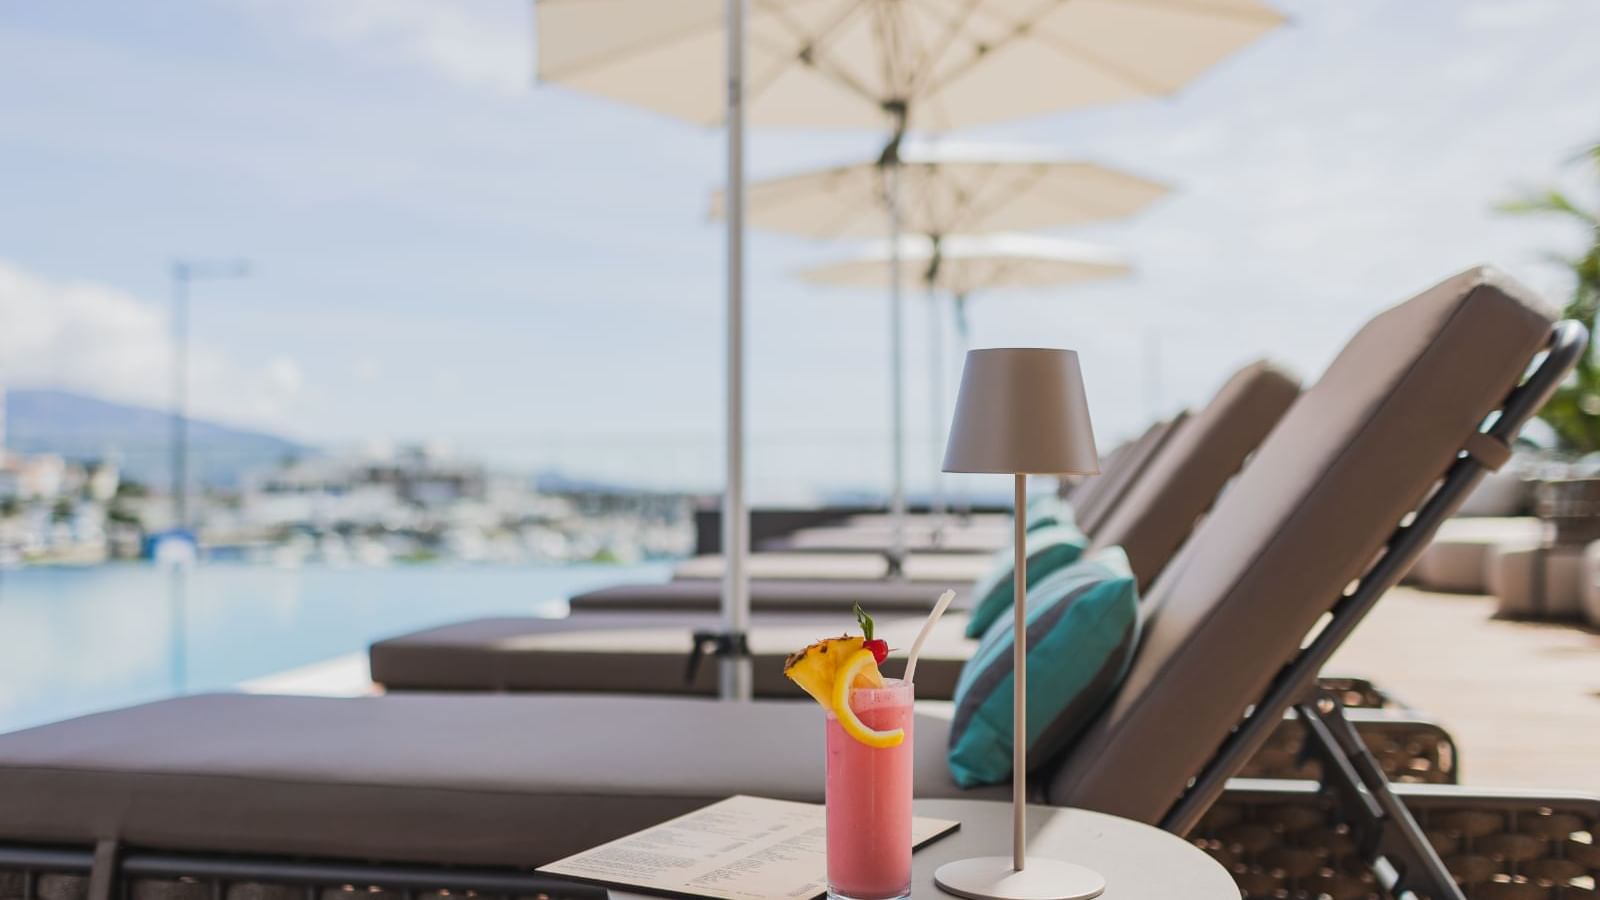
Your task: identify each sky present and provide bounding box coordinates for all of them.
[0,0,1597,501]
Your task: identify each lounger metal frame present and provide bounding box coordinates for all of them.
[0,842,603,900]
[1197,779,1600,899]
[1163,320,1590,900]
[0,324,1586,900]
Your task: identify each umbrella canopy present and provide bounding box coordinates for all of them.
[800,234,1132,297]
[727,144,1159,522]
[802,233,1131,520]
[537,0,1285,130]
[713,142,1170,240]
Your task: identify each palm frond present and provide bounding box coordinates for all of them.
[1497,189,1598,227]
[1505,137,1600,453]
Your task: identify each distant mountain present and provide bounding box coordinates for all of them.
[4,389,311,488]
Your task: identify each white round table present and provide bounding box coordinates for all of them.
[610,799,1237,900]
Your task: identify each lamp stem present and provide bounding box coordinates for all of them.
[1013,472,1026,872]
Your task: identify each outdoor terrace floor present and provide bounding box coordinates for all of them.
[1332,586,1600,793]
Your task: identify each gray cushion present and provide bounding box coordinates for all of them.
[1088,360,1300,592]
[373,610,977,701]
[1047,267,1555,822]
[568,577,969,613]
[672,551,992,583]
[761,522,1012,554]
[1072,416,1182,536]
[0,693,999,867]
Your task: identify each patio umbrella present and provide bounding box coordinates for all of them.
[717,142,1170,240]
[713,143,1166,518]
[800,233,1132,294]
[800,234,1132,514]
[533,0,1283,701]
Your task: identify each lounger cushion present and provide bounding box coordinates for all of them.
[1048,267,1555,822]
[964,525,1088,637]
[761,522,1011,554]
[372,610,979,700]
[672,551,992,583]
[1073,416,1183,537]
[1025,494,1073,533]
[948,548,1140,787]
[1087,360,1300,592]
[568,576,967,614]
[0,693,1001,867]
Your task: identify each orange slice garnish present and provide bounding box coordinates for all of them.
[830,648,903,748]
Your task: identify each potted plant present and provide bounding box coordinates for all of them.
[1503,142,1600,545]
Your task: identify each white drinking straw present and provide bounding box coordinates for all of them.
[902,589,957,685]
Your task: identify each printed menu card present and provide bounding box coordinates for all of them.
[537,794,959,900]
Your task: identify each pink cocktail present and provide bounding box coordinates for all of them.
[824,679,915,900]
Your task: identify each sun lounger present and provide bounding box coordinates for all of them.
[843,512,1014,530]
[369,360,1299,696]
[670,549,994,581]
[758,420,1186,556]
[1071,414,1186,536]
[757,520,1014,553]
[564,362,1294,617]
[0,268,1585,900]
[669,414,1192,578]
[1199,780,1600,899]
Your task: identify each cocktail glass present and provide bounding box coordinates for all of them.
[824,678,915,900]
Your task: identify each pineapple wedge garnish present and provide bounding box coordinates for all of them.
[783,634,884,708]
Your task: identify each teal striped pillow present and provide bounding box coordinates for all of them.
[948,547,1140,788]
[1024,494,1073,534]
[964,524,1087,638]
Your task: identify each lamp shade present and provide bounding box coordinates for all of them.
[943,348,1100,475]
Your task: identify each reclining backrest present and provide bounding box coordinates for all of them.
[1048,267,1555,823]
[1074,415,1185,536]
[1089,361,1300,591]
[1065,428,1142,511]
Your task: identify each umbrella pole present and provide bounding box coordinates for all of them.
[886,159,907,574]
[883,118,907,576]
[720,0,751,702]
[927,279,946,527]
[952,293,972,519]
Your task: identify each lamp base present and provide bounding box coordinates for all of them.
[934,856,1106,900]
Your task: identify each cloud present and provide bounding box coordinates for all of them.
[352,356,382,383]
[244,0,530,93]
[0,261,306,431]
[1462,0,1569,30]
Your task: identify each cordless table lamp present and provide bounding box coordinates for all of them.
[935,348,1105,900]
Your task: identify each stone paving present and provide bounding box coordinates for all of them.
[1331,586,1600,793]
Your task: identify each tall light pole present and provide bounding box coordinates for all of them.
[167,257,247,696]
[170,259,249,532]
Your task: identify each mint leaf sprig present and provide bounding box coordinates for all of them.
[853,601,874,641]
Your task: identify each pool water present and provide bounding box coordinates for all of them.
[0,561,670,734]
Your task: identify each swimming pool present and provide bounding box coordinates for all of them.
[0,561,671,734]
